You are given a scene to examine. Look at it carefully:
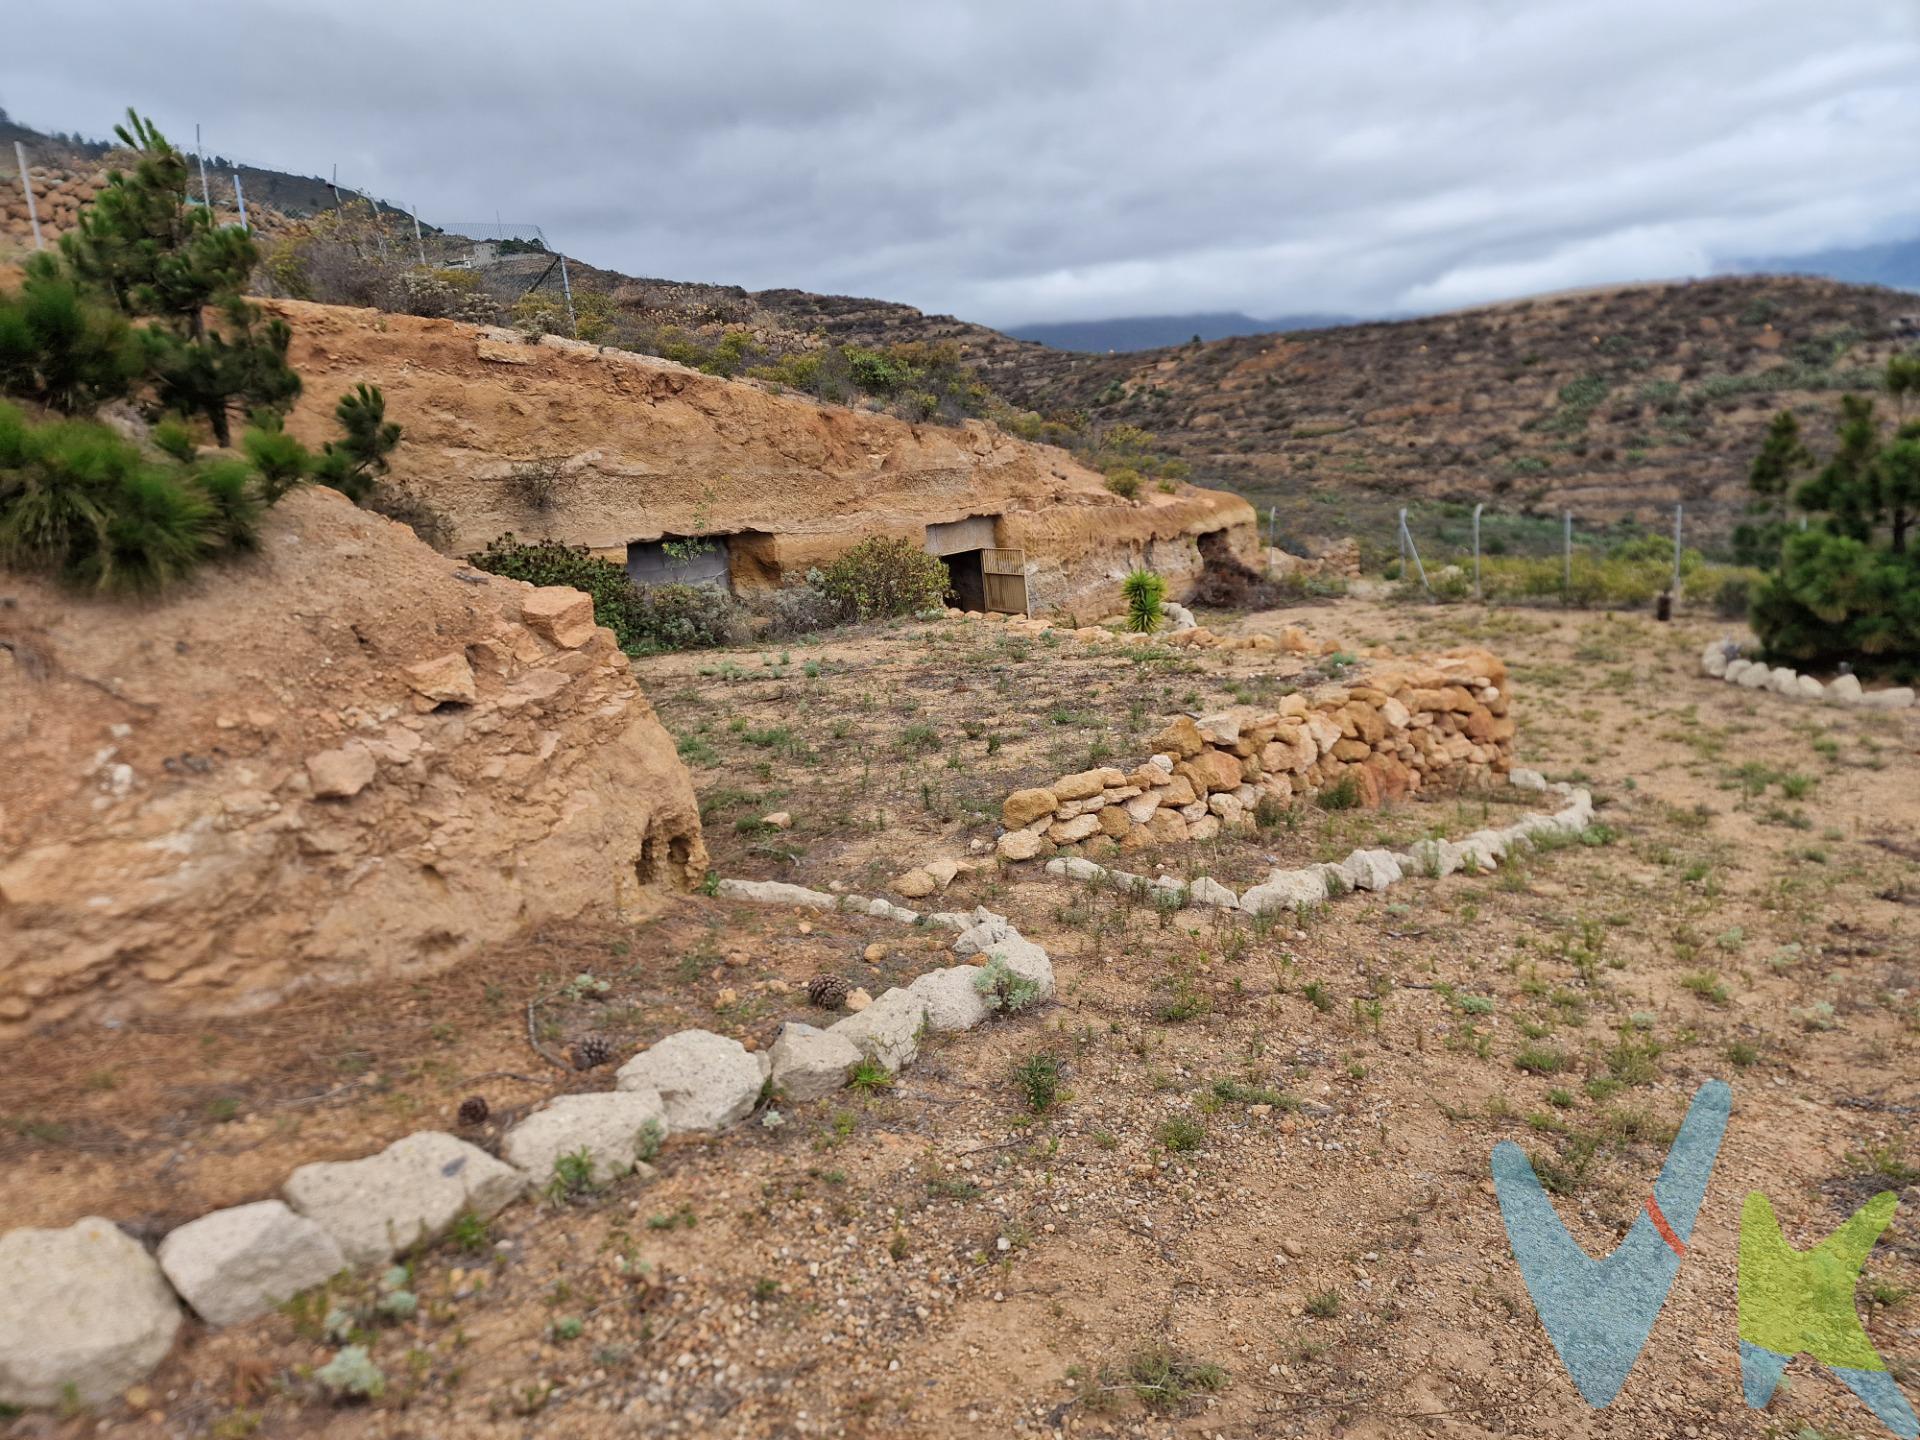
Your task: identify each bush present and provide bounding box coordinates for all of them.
[761,576,843,638]
[0,400,273,595]
[1105,467,1143,500]
[466,534,744,654]
[1122,569,1165,632]
[815,536,948,620]
[0,254,142,413]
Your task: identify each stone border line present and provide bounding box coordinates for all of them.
[0,894,1055,1410]
[1040,771,1595,914]
[1702,641,1915,710]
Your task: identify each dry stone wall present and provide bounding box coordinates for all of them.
[996,648,1514,859]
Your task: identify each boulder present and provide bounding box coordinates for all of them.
[828,986,929,1072]
[997,828,1044,861]
[1151,716,1207,759]
[893,867,939,898]
[307,744,376,799]
[1048,814,1101,844]
[1054,767,1124,801]
[502,1089,669,1186]
[769,1022,862,1101]
[716,877,838,909]
[1735,664,1770,689]
[1702,650,1728,678]
[1769,666,1799,695]
[520,586,598,648]
[285,1132,527,1267]
[400,652,477,706]
[0,1217,183,1407]
[1241,868,1332,914]
[1795,675,1825,700]
[615,1030,769,1131]
[1188,750,1244,793]
[1188,814,1221,841]
[1509,768,1549,792]
[1338,848,1404,892]
[1002,788,1058,828]
[1828,672,1864,704]
[1187,876,1241,909]
[1864,686,1917,710]
[908,965,996,1031]
[760,810,793,830]
[158,1200,345,1327]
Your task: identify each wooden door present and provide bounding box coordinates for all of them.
[982,548,1028,615]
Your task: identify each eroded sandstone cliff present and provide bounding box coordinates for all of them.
[0,487,706,1034]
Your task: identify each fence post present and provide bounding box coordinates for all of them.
[411,204,427,267]
[1563,511,1573,604]
[232,173,248,229]
[1472,502,1484,601]
[195,125,211,209]
[1399,509,1433,595]
[1672,504,1683,597]
[12,142,42,250]
[558,252,578,338]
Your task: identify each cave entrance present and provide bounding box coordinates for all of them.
[626,535,731,589]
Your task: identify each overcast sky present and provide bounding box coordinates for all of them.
[6,1,1916,327]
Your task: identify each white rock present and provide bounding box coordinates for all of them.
[1828,672,1864,704]
[1124,791,1162,823]
[1702,651,1728,678]
[908,966,996,1031]
[1148,753,1175,773]
[1338,848,1404,892]
[1188,814,1222,841]
[1187,876,1241,909]
[1241,868,1332,914]
[828,986,928,1072]
[1864,686,1917,709]
[1795,675,1825,700]
[1769,666,1800,695]
[1509,768,1549,792]
[0,1217,182,1408]
[502,1090,668,1187]
[1735,664,1771,689]
[615,1030,768,1132]
[1044,856,1106,881]
[1207,792,1245,823]
[981,936,1055,1001]
[285,1132,527,1268]
[770,1022,862,1101]
[1722,658,1754,683]
[158,1200,344,1327]
[715,878,838,909]
[1408,838,1460,878]
[1455,830,1509,870]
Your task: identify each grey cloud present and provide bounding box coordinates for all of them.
[6,0,1915,326]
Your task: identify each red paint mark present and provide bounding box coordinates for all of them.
[1646,1195,1686,1256]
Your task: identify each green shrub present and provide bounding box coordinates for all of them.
[466,534,743,654]
[815,535,948,620]
[1122,568,1165,632]
[0,253,141,413]
[0,400,277,595]
[1105,467,1143,500]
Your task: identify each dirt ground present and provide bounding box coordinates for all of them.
[5,598,1917,1440]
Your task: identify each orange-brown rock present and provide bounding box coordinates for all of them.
[0,488,706,1035]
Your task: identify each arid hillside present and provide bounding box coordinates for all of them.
[763,275,1920,543]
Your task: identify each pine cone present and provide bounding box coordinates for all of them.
[570,1034,616,1071]
[807,973,852,1009]
[456,1095,490,1127]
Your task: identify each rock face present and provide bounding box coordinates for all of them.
[615,1030,768,1131]
[501,1090,670,1186]
[0,1217,183,1407]
[0,487,707,1035]
[157,1200,345,1326]
[267,301,1259,620]
[284,1131,527,1267]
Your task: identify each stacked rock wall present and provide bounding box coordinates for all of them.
[997,648,1512,858]
[0,162,108,256]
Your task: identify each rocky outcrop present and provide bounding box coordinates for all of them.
[0,486,708,1034]
[267,302,1259,618]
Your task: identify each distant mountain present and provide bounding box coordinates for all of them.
[1006,311,1352,353]
[1734,235,1920,294]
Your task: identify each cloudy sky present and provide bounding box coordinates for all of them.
[6,1,1916,327]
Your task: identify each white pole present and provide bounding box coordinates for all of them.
[1563,511,1573,601]
[13,142,42,250]
[195,124,211,209]
[330,163,340,205]
[1400,510,1433,594]
[1672,504,1683,597]
[411,204,427,267]
[558,252,578,337]
[1472,502,1484,601]
[1398,506,1409,578]
[232,173,248,228]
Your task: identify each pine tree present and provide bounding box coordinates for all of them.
[1795,394,1882,544]
[313,384,401,502]
[1731,410,1810,567]
[58,109,299,444]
